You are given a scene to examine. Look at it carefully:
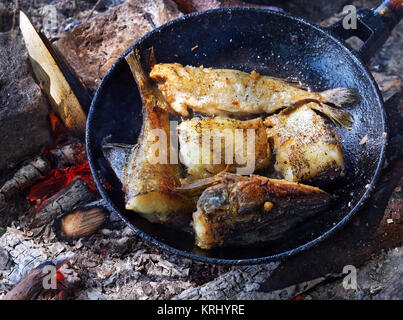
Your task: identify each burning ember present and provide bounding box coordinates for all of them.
[27,111,97,210]
[28,162,96,209]
[47,111,69,147]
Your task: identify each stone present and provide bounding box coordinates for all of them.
[56,0,182,92]
[0,245,11,270]
[0,2,12,33]
[0,32,51,176]
[39,5,63,38]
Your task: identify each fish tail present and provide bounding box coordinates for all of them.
[310,103,354,130]
[125,50,153,91]
[126,49,170,112]
[320,88,360,107]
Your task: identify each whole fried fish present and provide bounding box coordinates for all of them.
[178,116,271,179]
[264,104,344,183]
[150,63,358,128]
[119,51,192,223]
[189,173,332,250]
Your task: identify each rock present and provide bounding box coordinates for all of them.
[0,245,11,270]
[0,33,51,176]
[171,0,281,14]
[56,0,182,92]
[39,5,63,38]
[0,2,12,32]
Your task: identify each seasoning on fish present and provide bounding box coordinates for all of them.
[123,51,193,223]
[264,104,345,183]
[191,173,332,250]
[150,63,359,129]
[177,116,271,179]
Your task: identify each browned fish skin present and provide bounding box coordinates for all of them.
[150,63,357,128]
[191,173,331,250]
[124,52,193,223]
[264,104,345,183]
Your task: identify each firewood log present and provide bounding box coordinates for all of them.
[2,257,68,300]
[0,156,50,211]
[30,178,96,229]
[54,200,107,242]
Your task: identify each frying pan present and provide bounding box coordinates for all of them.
[86,0,402,265]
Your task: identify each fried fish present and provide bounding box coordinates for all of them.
[121,51,193,223]
[264,104,344,183]
[150,63,358,128]
[177,116,271,179]
[189,173,332,250]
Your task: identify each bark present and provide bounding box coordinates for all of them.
[30,178,96,229]
[2,262,52,300]
[174,263,279,300]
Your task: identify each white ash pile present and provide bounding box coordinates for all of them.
[0,213,232,300]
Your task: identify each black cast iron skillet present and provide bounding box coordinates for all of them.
[87,0,402,265]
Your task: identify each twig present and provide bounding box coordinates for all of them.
[11,0,19,33]
[143,12,156,29]
[84,0,102,23]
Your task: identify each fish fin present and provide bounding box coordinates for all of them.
[125,50,153,92]
[126,49,170,112]
[277,78,309,90]
[145,47,157,69]
[310,103,354,130]
[102,142,134,184]
[320,88,360,107]
[176,171,236,197]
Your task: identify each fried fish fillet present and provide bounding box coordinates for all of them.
[150,63,358,128]
[123,51,192,223]
[177,117,271,179]
[264,104,344,183]
[189,173,331,250]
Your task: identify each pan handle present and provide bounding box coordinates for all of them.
[326,0,402,63]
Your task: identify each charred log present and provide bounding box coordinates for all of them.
[30,178,96,229]
[54,200,107,242]
[47,141,86,168]
[0,156,50,211]
[2,256,69,300]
